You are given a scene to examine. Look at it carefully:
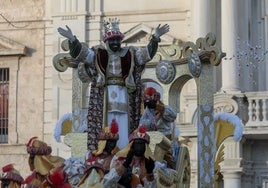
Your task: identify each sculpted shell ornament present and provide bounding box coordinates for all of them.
[156,60,176,84]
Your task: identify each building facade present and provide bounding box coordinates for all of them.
[0,0,268,187]
[0,0,47,177]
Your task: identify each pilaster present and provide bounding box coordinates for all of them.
[221,137,243,188]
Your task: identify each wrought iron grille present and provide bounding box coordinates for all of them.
[0,68,9,143]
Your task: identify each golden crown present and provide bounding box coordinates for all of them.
[104,18,120,32]
[103,18,124,42]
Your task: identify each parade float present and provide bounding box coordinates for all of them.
[51,18,243,188]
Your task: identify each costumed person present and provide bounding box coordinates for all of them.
[102,125,156,188]
[156,105,177,140]
[57,18,170,150]
[141,86,178,169]
[43,167,71,188]
[0,164,23,188]
[23,137,65,187]
[77,119,119,187]
[141,87,177,139]
[139,87,164,131]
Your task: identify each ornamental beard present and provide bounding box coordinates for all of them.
[144,99,157,109]
[108,38,122,52]
[104,140,117,154]
[1,179,11,188]
[132,139,146,157]
[28,154,35,171]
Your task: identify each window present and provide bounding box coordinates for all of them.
[0,68,9,143]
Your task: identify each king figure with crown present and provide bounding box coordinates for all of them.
[57,18,169,152]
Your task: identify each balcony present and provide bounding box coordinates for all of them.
[242,91,268,139]
[178,91,268,139]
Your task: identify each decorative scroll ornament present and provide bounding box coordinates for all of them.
[52,39,83,72]
[149,44,183,65]
[214,97,239,114]
[52,53,73,72]
[182,32,226,66]
[156,60,176,84]
[188,52,202,78]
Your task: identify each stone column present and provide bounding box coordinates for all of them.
[192,0,211,40]
[189,138,198,188]
[222,137,242,188]
[223,172,241,188]
[221,0,240,92]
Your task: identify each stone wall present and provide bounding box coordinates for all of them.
[0,0,46,177]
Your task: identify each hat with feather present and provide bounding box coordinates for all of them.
[92,119,119,156]
[116,125,154,160]
[26,137,65,175]
[0,164,24,188]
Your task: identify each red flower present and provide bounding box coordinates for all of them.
[138,125,147,134]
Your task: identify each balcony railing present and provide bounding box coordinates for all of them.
[246,92,268,126]
[178,91,268,137]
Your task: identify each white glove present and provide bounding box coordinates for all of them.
[153,24,170,39]
[57,25,76,42]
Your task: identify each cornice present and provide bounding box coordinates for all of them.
[0,35,27,56]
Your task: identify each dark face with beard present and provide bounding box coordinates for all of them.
[28,154,35,171]
[108,37,121,52]
[132,139,146,157]
[1,179,11,188]
[144,99,157,109]
[104,139,117,154]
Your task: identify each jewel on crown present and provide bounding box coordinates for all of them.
[104,18,120,33]
[103,17,124,42]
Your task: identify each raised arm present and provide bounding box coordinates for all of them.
[147,24,170,59]
[57,25,82,58]
[58,25,76,42]
[154,24,170,39]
